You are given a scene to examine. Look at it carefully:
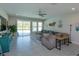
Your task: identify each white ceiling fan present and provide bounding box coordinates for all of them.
[37,8,47,17]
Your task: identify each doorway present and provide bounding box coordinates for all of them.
[17,20,31,36]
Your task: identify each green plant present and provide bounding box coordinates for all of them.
[9,25,17,33]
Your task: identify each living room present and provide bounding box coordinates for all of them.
[0,3,79,56]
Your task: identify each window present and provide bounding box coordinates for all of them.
[17,21,30,30]
[32,21,43,32]
[32,22,37,32]
[17,20,31,36]
[38,22,42,31]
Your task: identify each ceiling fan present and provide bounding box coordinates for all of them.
[38,8,47,17]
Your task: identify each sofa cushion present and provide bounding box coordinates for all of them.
[43,33,49,37]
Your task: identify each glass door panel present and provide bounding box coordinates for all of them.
[38,22,43,31]
[32,22,37,32]
[17,20,31,36]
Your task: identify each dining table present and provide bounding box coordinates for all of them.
[55,33,69,50]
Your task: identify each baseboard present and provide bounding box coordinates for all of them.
[71,41,79,45]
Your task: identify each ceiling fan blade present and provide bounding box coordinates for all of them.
[37,8,47,17]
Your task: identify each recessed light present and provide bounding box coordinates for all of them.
[72,8,76,11]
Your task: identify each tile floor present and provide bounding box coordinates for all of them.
[4,35,79,56]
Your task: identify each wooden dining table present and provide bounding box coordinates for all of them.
[55,33,69,50]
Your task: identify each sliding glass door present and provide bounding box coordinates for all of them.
[17,20,31,36]
[32,22,37,32]
[17,20,43,36]
[32,21,43,33]
[38,22,43,31]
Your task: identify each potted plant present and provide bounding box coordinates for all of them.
[9,25,17,36]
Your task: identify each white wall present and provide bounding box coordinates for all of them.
[8,16,17,25]
[44,17,70,33]
[0,9,8,20]
[8,15,45,26]
[44,13,79,45]
[64,13,79,45]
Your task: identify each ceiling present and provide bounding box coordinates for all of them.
[0,3,79,19]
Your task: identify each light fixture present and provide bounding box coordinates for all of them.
[72,8,76,11]
[38,9,47,17]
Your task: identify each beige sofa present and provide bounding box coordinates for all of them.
[41,33,56,50]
